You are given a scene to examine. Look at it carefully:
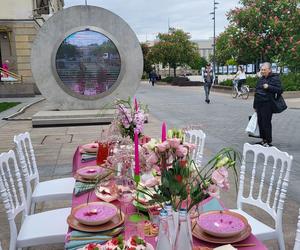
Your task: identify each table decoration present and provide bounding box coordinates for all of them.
[73,202,118,226]
[77,166,103,180]
[191,220,251,244]
[67,208,125,232]
[114,97,146,141]
[197,211,248,238]
[137,138,239,213]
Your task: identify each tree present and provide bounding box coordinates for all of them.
[190,55,207,70]
[140,43,153,74]
[149,28,200,76]
[221,0,300,70]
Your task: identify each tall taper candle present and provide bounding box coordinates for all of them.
[162,122,167,142]
[134,130,140,175]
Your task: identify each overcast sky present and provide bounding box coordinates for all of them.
[64,0,240,42]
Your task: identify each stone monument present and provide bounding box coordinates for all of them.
[31,5,143,126]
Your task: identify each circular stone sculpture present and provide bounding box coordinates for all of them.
[31,5,143,110]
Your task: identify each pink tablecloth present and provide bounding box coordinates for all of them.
[70,147,268,250]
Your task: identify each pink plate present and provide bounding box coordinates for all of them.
[74,202,118,226]
[76,166,103,180]
[197,210,247,238]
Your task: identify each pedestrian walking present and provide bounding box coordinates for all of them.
[253,62,284,147]
[202,63,214,103]
[150,70,157,86]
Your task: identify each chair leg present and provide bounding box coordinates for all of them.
[278,233,286,250]
[30,201,36,214]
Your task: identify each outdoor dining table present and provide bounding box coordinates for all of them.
[68,146,268,250]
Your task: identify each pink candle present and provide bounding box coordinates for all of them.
[134,130,140,175]
[134,97,138,111]
[162,122,167,142]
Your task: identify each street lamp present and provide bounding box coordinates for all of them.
[210,0,219,79]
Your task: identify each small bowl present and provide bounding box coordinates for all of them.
[76,166,102,180]
[73,202,118,226]
[197,210,248,238]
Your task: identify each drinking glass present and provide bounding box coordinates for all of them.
[96,141,109,165]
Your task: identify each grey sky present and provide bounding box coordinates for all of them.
[64,0,240,42]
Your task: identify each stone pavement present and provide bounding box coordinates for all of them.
[0,84,300,249]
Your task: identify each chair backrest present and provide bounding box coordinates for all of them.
[0,150,28,250]
[294,208,300,250]
[13,132,39,211]
[184,129,206,166]
[237,143,293,228]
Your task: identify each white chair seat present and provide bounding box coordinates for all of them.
[17,207,71,248]
[231,209,276,240]
[32,177,75,203]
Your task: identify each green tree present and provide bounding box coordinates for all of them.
[225,0,300,70]
[190,55,207,70]
[149,28,200,76]
[140,43,153,74]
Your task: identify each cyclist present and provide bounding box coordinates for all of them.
[234,66,246,96]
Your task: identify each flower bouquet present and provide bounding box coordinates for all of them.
[114,98,146,141]
[138,136,240,212]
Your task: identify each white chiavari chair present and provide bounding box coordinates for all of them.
[0,150,71,250]
[14,132,75,213]
[231,143,293,250]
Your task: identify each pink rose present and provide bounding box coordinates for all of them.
[167,138,181,148]
[156,141,170,152]
[146,152,158,165]
[211,167,230,191]
[175,145,188,158]
[208,184,220,198]
[183,142,196,150]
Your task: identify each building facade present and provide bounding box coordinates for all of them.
[193,38,213,61]
[0,0,64,95]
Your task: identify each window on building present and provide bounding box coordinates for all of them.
[36,0,50,15]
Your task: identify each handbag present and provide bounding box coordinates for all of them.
[245,112,260,137]
[272,93,287,113]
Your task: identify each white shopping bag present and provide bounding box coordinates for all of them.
[245,112,260,137]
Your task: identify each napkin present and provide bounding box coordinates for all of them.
[74,181,96,196]
[202,198,224,212]
[81,153,97,163]
[214,244,237,250]
[65,226,124,250]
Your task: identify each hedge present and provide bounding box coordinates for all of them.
[219,73,300,91]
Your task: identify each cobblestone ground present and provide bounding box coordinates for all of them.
[0,82,299,249]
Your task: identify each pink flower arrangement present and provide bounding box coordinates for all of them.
[114,98,146,140]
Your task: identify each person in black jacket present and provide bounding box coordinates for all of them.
[202,63,214,104]
[253,62,283,147]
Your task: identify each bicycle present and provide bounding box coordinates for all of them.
[232,79,250,99]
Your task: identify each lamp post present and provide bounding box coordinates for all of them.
[210,0,219,78]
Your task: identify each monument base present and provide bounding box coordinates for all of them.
[32,109,115,127]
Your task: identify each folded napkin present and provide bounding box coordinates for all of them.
[65,226,124,250]
[202,198,224,212]
[81,153,97,163]
[74,181,96,196]
[214,244,237,250]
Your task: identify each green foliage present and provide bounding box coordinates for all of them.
[0,102,20,113]
[219,73,300,91]
[226,58,237,66]
[148,28,200,76]
[140,43,153,74]
[190,55,208,70]
[217,0,300,67]
[160,76,175,83]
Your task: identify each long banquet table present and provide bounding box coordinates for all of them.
[67,147,268,250]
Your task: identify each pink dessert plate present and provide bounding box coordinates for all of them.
[197,210,248,238]
[76,166,103,180]
[80,143,98,154]
[73,202,118,226]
